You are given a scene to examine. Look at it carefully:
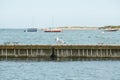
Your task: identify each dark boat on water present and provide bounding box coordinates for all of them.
[104,28,118,32]
[24,28,38,32]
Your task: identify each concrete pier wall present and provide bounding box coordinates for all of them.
[0,45,120,58]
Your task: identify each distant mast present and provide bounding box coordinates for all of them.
[43,16,62,32]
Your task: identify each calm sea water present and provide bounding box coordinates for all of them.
[0,29,120,80]
[0,29,120,45]
[0,60,120,80]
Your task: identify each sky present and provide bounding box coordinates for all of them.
[0,0,120,28]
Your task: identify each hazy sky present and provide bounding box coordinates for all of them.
[0,0,120,28]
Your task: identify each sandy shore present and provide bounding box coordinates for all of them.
[56,27,99,30]
[40,27,99,30]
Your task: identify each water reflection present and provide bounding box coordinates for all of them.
[0,57,120,62]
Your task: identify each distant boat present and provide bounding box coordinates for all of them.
[24,28,38,32]
[104,28,118,32]
[44,28,62,32]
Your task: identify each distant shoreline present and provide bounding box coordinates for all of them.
[40,26,120,30]
[56,27,99,30]
[41,27,99,30]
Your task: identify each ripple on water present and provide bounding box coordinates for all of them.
[0,61,120,80]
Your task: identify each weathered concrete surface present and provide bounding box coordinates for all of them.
[0,44,120,58]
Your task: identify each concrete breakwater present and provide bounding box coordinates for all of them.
[0,45,120,58]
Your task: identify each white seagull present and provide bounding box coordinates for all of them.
[55,37,65,44]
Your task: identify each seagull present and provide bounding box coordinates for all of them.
[55,37,65,44]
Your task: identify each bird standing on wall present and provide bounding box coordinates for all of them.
[55,37,65,44]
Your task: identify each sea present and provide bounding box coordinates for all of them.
[0,29,120,80]
[0,29,120,45]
